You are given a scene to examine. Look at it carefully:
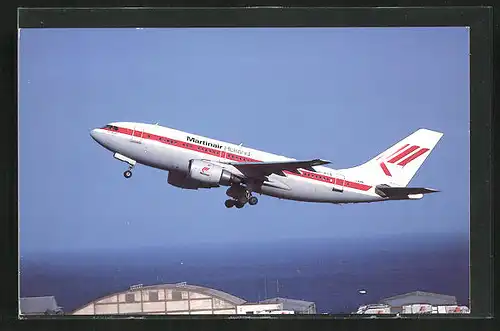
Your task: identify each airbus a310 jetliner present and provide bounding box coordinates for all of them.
[90,122,443,209]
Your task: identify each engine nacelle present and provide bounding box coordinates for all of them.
[167,170,208,190]
[188,160,241,187]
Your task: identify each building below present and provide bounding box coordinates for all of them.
[237,302,294,314]
[259,297,317,314]
[72,282,317,315]
[355,291,470,314]
[20,296,63,315]
[72,282,246,315]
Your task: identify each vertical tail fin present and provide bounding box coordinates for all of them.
[343,129,444,187]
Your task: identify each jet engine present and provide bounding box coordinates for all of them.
[188,160,242,187]
[167,170,209,190]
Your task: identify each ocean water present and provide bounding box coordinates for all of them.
[19,234,469,314]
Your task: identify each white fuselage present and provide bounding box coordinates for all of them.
[90,122,386,204]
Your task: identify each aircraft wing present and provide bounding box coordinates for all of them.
[227,159,331,177]
[375,185,440,198]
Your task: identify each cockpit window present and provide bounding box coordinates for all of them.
[100,125,119,131]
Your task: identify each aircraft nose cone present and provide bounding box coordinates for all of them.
[90,129,98,141]
[90,128,109,148]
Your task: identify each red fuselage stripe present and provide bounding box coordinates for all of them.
[103,126,372,191]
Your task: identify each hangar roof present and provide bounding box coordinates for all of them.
[379,291,457,306]
[76,283,246,309]
[137,283,247,305]
[20,296,62,314]
[260,297,316,312]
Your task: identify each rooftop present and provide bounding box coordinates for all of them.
[379,291,457,306]
[20,296,62,315]
[84,283,247,307]
[259,297,315,312]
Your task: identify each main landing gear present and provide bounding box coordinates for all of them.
[224,185,259,209]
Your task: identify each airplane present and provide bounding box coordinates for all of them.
[90,122,443,209]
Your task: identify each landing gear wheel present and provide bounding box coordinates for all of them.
[225,199,235,208]
[235,201,245,209]
[124,170,132,178]
[248,196,258,206]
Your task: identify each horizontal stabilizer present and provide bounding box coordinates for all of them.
[375,185,440,198]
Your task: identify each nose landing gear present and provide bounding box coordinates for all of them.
[113,153,136,180]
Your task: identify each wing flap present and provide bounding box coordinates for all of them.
[228,159,331,177]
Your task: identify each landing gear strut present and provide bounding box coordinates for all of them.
[224,185,259,208]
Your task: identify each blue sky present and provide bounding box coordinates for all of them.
[19,27,470,255]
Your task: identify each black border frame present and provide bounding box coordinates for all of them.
[4,5,493,328]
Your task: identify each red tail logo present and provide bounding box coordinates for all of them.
[379,144,430,177]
